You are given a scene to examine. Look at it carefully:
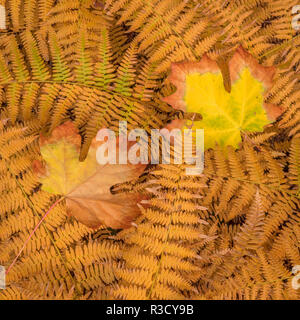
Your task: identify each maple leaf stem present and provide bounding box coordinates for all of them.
[6,172,83,298]
[5,196,64,275]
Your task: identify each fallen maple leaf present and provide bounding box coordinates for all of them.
[163,46,283,150]
[33,122,146,229]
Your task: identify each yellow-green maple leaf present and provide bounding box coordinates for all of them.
[184,68,269,149]
[163,48,283,150]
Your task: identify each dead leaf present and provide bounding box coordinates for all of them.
[33,122,147,229]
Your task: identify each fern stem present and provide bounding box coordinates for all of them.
[257,33,300,60]
[146,215,172,299]
[146,173,183,299]
[2,80,160,108]
[5,196,64,275]
[204,174,300,200]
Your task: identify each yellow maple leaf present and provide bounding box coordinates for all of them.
[163,47,283,149]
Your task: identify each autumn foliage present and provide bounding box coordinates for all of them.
[0,0,299,300]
